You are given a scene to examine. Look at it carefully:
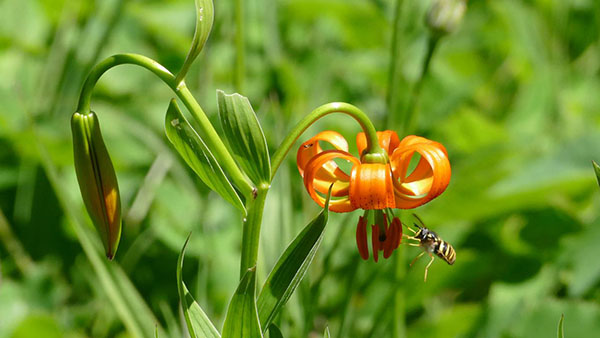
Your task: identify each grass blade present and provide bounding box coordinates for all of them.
[558,314,565,338]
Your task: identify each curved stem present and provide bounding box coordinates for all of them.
[270,102,384,179]
[76,53,253,198]
[77,54,176,114]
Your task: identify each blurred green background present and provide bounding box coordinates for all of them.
[2,0,600,337]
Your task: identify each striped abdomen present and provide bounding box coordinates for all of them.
[435,240,456,265]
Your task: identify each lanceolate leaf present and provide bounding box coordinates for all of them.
[222,267,263,338]
[165,99,246,215]
[177,0,215,82]
[324,326,331,338]
[177,235,221,338]
[217,90,271,185]
[257,188,332,331]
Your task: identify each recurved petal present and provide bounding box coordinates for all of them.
[303,150,359,212]
[356,130,400,156]
[297,130,349,177]
[390,136,451,209]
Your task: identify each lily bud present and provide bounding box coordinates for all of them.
[71,111,121,259]
[426,0,467,37]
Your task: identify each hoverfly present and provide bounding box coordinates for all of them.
[403,214,456,282]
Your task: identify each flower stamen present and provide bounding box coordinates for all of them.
[355,216,369,260]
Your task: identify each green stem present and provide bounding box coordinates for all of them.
[76,53,253,198]
[270,102,384,179]
[393,248,407,338]
[386,0,404,129]
[234,0,245,92]
[401,36,439,135]
[239,184,269,278]
[77,54,175,112]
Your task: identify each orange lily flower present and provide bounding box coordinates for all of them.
[297,130,451,261]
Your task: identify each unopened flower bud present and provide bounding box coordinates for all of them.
[426,0,467,37]
[71,111,121,259]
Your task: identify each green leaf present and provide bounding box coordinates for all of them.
[177,235,221,338]
[165,99,245,215]
[177,0,214,82]
[558,314,564,338]
[257,187,332,331]
[222,267,263,338]
[268,324,284,338]
[217,90,271,185]
[593,161,600,188]
[324,326,331,338]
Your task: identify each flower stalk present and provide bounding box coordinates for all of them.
[76,53,253,199]
[271,102,385,179]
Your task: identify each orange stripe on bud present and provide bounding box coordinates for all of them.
[71,111,122,259]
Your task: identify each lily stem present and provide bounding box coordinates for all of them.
[393,248,407,338]
[270,102,384,179]
[76,53,253,198]
[239,184,269,278]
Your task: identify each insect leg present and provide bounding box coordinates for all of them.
[409,251,425,267]
[423,253,435,282]
[404,226,417,234]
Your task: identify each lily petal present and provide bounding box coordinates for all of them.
[303,150,359,212]
[390,136,451,209]
[349,163,396,210]
[297,131,350,196]
[356,130,400,156]
[297,130,348,176]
